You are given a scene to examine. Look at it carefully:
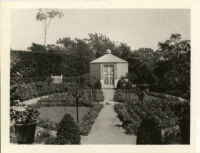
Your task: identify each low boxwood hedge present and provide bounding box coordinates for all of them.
[79,103,104,135]
[114,103,141,135]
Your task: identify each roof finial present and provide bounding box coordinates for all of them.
[107,49,111,54]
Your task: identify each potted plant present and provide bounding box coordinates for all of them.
[10,100,39,144]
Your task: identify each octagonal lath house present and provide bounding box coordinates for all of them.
[90,49,128,88]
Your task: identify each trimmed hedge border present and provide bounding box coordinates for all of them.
[114,104,140,135]
[79,103,104,135]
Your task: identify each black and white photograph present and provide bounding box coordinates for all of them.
[8,8,191,145]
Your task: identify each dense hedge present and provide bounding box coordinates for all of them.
[79,103,104,135]
[46,114,80,144]
[11,50,90,82]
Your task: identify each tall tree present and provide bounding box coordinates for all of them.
[85,33,116,57]
[36,9,64,47]
[56,37,76,54]
[128,48,156,84]
[154,33,190,98]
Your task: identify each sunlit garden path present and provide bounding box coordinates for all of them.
[81,89,137,144]
[22,95,52,105]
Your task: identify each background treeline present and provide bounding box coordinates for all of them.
[11,33,190,99]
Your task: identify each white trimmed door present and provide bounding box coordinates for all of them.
[103,64,114,88]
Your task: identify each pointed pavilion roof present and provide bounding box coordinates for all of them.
[90,49,127,64]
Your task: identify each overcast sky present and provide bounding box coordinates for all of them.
[11,9,190,51]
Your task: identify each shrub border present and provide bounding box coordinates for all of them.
[79,103,104,135]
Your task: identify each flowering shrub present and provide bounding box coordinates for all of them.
[36,128,52,141]
[117,78,135,90]
[10,100,39,125]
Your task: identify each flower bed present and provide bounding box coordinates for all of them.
[11,81,70,103]
[114,104,141,134]
[79,103,104,135]
[38,92,92,107]
[114,95,190,144]
[37,89,104,107]
[114,90,138,103]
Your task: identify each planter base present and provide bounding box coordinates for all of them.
[14,122,38,144]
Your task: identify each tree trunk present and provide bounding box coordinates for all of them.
[44,19,47,47]
[76,99,79,125]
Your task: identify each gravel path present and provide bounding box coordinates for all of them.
[81,89,137,144]
[22,95,50,105]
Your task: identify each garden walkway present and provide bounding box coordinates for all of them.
[22,95,50,105]
[81,89,137,144]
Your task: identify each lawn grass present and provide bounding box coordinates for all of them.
[38,106,90,124]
